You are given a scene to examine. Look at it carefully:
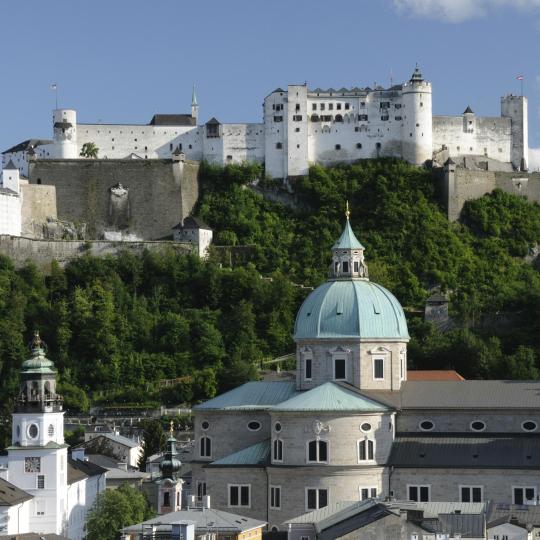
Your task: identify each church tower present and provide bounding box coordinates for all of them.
[157,422,183,514]
[8,332,68,534]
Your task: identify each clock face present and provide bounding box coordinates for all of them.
[25,457,41,473]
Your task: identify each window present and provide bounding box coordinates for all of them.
[197,482,207,501]
[358,439,375,461]
[320,103,325,111]
[229,484,250,507]
[293,115,303,121]
[312,104,317,111]
[305,357,312,380]
[470,420,486,432]
[381,115,389,121]
[419,420,434,431]
[460,486,483,502]
[199,436,211,458]
[28,424,38,439]
[201,421,209,431]
[163,492,170,507]
[247,421,261,431]
[295,104,300,112]
[341,260,348,272]
[395,116,402,121]
[400,351,406,380]
[329,104,334,111]
[274,116,283,122]
[358,114,368,121]
[361,422,372,433]
[380,102,390,109]
[335,115,343,123]
[395,103,402,109]
[335,144,342,151]
[408,485,430,502]
[37,475,45,489]
[48,424,54,437]
[522,421,538,432]
[337,103,342,110]
[276,142,283,149]
[354,261,360,272]
[334,358,346,380]
[306,488,328,510]
[273,439,283,461]
[206,123,219,138]
[513,487,537,505]
[270,485,281,509]
[169,143,173,151]
[356,143,362,149]
[295,127,300,132]
[275,422,282,432]
[360,487,377,500]
[345,103,350,110]
[373,358,384,380]
[307,440,328,463]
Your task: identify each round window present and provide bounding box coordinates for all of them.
[419,420,434,431]
[247,421,261,431]
[28,424,38,439]
[360,422,372,433]
[274,422,282,432]
[470,421,486,432]
[522,421,537,432]
[201,421,209,431]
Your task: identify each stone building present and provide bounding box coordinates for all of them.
[2,67,527,180]
[190,216,540,530]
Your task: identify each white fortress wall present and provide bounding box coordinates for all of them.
[432,115,512,162]
[221,123,265,164]
[264,90,287,179]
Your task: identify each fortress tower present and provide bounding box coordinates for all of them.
[401,65,433,165]
[501,94,528,171]
[52,109,78,159]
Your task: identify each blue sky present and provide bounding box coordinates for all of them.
[1,0,540,162]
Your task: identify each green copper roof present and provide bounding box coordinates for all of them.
[21,346,56,375]
[210,440,270,467]
[332,220,364,250]
[294,279,409,340]
[193,381,299,411]
[273,382,391,412]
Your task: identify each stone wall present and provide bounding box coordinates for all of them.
[440,165,540,221]
[28,158,200,240]
[20,182,57,237]
[0,235,192,271]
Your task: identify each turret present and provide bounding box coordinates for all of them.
[501,94,528,171]
[1,160,20,194]
[157,422,183,514]
[191,85,199,124]
[401,65,433,165]
[52,108,78,159]
[463,105,475,134]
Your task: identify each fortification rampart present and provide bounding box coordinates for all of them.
[0,235,192,271]
[28,158,200,240]
[440,165,540,220]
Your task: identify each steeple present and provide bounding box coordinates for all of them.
[159,421,181,480]
[191,84,199,123]
[410,63,424,83]
[157,421,183,514]
[331,203,368,279]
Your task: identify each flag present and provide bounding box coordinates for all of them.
[50,83,57,90]
[516,75,524,80]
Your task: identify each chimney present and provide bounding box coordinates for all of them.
[188,495,197,508]
[202,495,211,509]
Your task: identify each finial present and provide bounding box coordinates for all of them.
[345,200,350,220]
[169,420,174,436]
[32,330,42,349]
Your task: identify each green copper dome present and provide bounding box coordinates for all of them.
[332,220,365,250]
[21,333,56,375]
[294,280,409,340]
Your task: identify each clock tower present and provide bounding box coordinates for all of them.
[7,332,68,534]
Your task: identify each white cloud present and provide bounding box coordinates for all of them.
[529,147,540,171]
[394,0,540,22]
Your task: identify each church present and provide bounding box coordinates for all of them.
[191,213,540,530]
[0,333,106,538]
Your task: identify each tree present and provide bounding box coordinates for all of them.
[80,142,99,159]
[86,483,152,540]
[137,419,166,471]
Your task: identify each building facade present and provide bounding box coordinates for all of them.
[2,68,528,179]
[191,217,540,530]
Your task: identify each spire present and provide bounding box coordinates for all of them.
[410,63,424,83]
[191,84,198,107]
[191,84,199,123]
[331,216,369,279]
[159,424,181,480]
[345,200,351,221]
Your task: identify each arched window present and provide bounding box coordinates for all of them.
[335,114,343,123]
[307,440,328,463]
[273,439,283,462]
[163,492,170,507]
[358,439,375,461]
[200,436,211,458]
[311,114,320,122]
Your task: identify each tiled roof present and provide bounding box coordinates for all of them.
[209,440,270,467]
[0,478,32,506]
[148,114,196,126]
[332,221,364,250]
[273,382,391,412]
[182,216,211,230]
[407,370,464,381]
[2,139,52,154]
[365,380,540,410]
[194,381,299,411]
[67,457,107,484]
[389,434,540,468]
[121,507,265,534]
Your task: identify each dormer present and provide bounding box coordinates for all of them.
[330,209,368,279]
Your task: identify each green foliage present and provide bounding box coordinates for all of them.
[86,483,153,540]
[80,142,99,159]
[64,426,85,447]
[137,419,167,471]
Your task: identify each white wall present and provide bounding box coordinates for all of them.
[0,193,21,236]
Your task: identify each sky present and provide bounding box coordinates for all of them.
[1,0,540,165]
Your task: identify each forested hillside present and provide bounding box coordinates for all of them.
[0,159,540,444]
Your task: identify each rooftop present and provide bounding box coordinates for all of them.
[0,478,32,506]
[67,457,108,485]
[2,138,52,154]
[332,220,364,250]
[209,439,270,467]
[148,114,196,126]
[406,370,464,381]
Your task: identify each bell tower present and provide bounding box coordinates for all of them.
[8,332,68,534]
[157,422,183,514]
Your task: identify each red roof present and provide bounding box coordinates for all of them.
[407,370,465,381]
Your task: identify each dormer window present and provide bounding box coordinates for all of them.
[342,261,349,273]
